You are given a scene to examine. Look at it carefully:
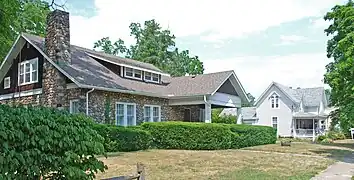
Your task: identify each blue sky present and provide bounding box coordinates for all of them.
[60,0,346,98]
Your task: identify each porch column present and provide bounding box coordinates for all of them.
[293,119,297,137]
[312,118,315,142]
[204,103,211,123]
[236,108,242,124]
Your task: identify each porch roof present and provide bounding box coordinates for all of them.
[293,112,328,119]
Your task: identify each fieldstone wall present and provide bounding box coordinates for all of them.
[0,94,41,106]
[88,90,170,124]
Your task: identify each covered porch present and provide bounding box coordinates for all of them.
[169,92,242,123]
[292,112,328,139]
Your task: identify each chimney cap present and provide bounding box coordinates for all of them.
[297,87,301,89]
[289,86,292,89]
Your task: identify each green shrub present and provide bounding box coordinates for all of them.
[93,124,151,152]
[316,135,327,142]
[327,131,346,140]
[213,115,236,124]
[226,124,277,148]
[0,105,106,179]
[141,122,276,150]
[142,122,234,150]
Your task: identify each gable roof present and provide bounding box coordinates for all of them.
[1,33,249,102]
[255,82,325,107]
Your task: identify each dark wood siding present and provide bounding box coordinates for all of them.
[0,43,44,95]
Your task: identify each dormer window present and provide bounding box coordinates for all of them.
[124,67,142,80]
[144,72,159,83]
[271,94,279,108]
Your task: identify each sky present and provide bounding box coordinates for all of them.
[55,0,346,98]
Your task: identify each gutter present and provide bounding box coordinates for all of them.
[86,88,95,115]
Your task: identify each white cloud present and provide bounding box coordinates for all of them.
[69,0,344,48]
[310,17,331,29]
[274,35,315,46]
[202,53,331,98]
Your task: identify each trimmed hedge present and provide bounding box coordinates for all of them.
[226,124,277,148]
[93,124,152,152]
[141,122,276,150]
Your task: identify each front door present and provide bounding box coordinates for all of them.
[184,109,191,122]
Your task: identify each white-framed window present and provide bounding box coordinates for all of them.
[3,77,10,89]
[270,94,279,108]
[18,58,38,85]
[70,99,80,114]
[144,72,160,83]
[144,105,161,122]
[272,116,278,129]
[116,102,136,126]
[124,67,142,80]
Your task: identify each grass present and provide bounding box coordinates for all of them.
[243,139,354,161]
[96,149,333,180]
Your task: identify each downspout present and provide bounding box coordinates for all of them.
[86,88,95,116]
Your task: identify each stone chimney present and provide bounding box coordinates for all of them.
[45,9,71,64]
[42,10,69,108]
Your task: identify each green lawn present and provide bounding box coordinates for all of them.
[95,142,344,180]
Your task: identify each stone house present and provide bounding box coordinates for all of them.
[0,10,249,126]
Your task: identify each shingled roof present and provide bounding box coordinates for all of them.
[256,81,326,107]
[19,33,246,99]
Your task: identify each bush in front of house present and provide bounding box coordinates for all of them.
[226,124,277,148]
[316,130,346,143]
[93,123,152,152]
[212,115,237,124]
[141,122,276,150]
[0,104,106,180]
[141,122,235,150]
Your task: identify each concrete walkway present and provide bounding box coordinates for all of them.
[311,161,354,180]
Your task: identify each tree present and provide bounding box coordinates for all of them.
[324,0,354,134]
[0,0,50,62]
[242,93,255,107]
[93,20,204,77]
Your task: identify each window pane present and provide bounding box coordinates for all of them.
[117,115,124,126]
[125,68,133,77]
[31,60,38,71]
[134,70,142,78]
[152,73,159,82]
[32,71,38,82]
[144,106,151,122]
[117,104,124,115]
[127,105,134,116]
[19,74,24,84]
[145,72,152,80]
[71,101,80,113]
[127,116,134,126]
[25,73,30,82]
[153,107,159,122]
[25,63,30,73]
[20,64,24,74]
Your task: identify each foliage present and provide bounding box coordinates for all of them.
[326,131,346,140]
[93,20,204,77]
[0,0,50,62]
[0,104,106,179]
[324,0,354,134]
[93,123,151,152]
[242,93,256,107]
[141,122,276,150]
[316,131,346,143]
[213,115,236,124]
[227,124,277,148]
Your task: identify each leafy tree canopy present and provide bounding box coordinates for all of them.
[0,0,50,62]
[94,20,204,77]
[324,0,354,133]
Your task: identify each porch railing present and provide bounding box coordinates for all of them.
[295,128,326,137]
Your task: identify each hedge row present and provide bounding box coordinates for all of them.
[141,122,277,150]
[93,124,151,152]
